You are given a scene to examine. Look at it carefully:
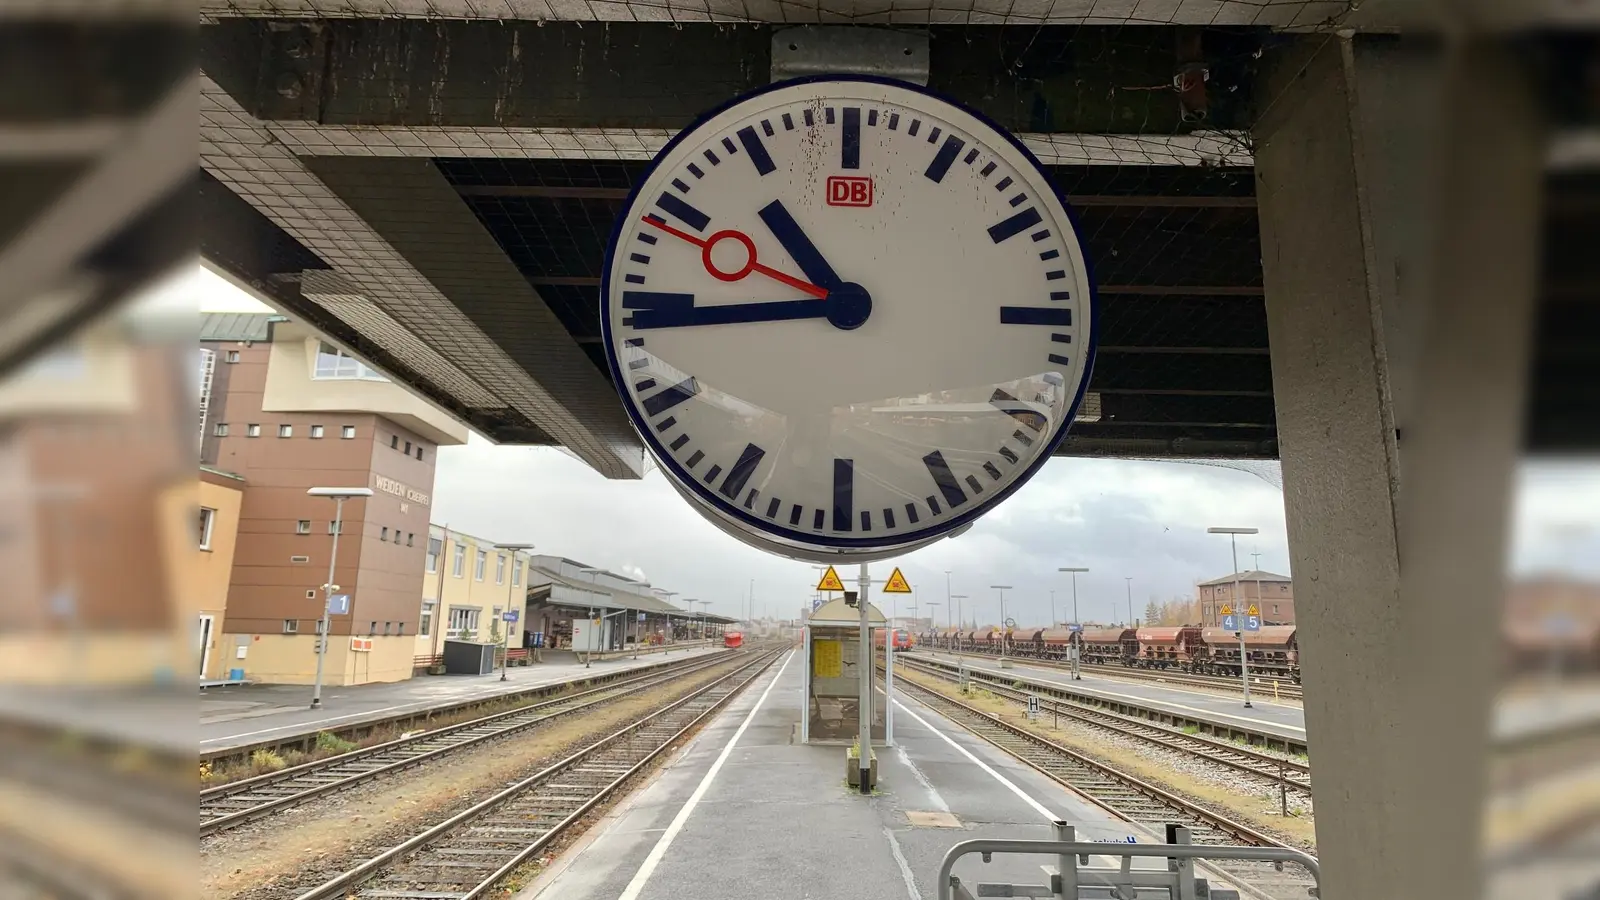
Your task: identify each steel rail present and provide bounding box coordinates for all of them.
[200,650,744,836]
[896,657,1312,793]
[292,648,784,900]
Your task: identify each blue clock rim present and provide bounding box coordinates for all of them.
[598,73,1102,552]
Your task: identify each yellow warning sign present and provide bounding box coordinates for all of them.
[883,567,913,594]
[1247,604,1260,616]
[813,639,842,678]
[816,566,845,592]
[1219,604,1233,616]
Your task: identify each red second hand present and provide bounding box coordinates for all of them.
[641,215,829,300]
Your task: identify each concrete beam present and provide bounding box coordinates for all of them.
[1256,32,1541,900]
[201,75,646,478]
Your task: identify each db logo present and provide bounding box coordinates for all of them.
[826,176,873,208]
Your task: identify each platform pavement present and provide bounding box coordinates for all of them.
[200,646,722,753]
[923,651,1600,746]
[520,648,1254,900]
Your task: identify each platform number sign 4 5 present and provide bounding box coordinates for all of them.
[602,76,1098,563]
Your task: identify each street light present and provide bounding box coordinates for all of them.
[493,543,535,680]
[1059,567,1089,680]
[654,589,679,658]
[990,585,1013,669]
[949,595,968,635]
[1124,576,1134,626]
[305,486,374,710]
[578,567,606,667]
[1208,526,1261,708]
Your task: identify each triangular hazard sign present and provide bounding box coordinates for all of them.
[1219,604,1233,616]
[882,567,913,594]
[816,566,845,592]
[1247,604,1260,616]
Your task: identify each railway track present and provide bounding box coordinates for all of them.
[291,648,784,900]
[200,650,743,836]
[925,648,1304,701]
[893,675,1317,900]
[897,658,1312,795]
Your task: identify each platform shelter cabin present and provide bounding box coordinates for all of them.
[802,596,889,746]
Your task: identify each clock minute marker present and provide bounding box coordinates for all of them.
[989,207,1044,244]
[833,458,853,532]
[720,443,766,501]
[925,134,966,184]
[736,125,777,176]
[922,450,968,509]
[999,306,1073,326]
[841,107,861,169]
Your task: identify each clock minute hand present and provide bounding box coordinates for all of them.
[624,293,830,330]
[757,200,843,289]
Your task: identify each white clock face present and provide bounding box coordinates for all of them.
[602,77,1096,562]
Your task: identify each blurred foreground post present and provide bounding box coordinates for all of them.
[1256,29,1543,900]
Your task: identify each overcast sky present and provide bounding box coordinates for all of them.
[196,264,1599,626]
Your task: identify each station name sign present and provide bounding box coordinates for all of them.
[373,474,430,506]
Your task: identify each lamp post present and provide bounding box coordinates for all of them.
[578,567,606,667]
[493,543,534,680]
[1058,567,1089,680]
[990,585,1013,669]
[949,595,968,650]
[1124,576,1135,626]
[655,589,679,658]
[1208,526,1260,708]
[305,487,373,710]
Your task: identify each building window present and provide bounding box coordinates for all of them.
[341,425,356,439]
[495,554,506,585]
[278,424,293,438]
[310,425,324,439]
[474,549,487,581]
[420,603,434,636]
[226,350,240,363]
[416,447,424,461]
[426,537,442,573]
[1273,604,1280,615]
[452,543,466,577]
[380,526,389,541]
[369,621,378,635]
[296,520,311,535]
[198,507,216,550]
[397,622,404,635]
[328,520,343,535]
[1280,584,1289,592]
[315,619,327,635]
[391,435,399,450]
[314,341,388,381]
[404,440,412,454]
[448,607,480,635]
[283,619,298,634]
[512,563,521,587]
[384,621,393,635]
[406,532,414,547]
[213,423,229,436]
[247,424,261,437]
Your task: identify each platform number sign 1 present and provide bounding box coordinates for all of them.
[601,76,1098,563]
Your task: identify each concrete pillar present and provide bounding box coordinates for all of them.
[1255,33,1542,900]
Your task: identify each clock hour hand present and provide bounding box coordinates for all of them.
[757,200,843,289]
[624,292,829,330]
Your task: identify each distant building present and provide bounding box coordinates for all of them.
[199,313,468,685]
[417,525,538,667]
[1196,570,1295,626]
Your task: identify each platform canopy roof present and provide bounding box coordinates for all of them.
[808,598,888,629]
[527,566,686,615]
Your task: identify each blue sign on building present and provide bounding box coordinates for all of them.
[326,594,350,616]
[503,610,520,623]
[1221,613,1239,631]
[1245,615,1262,631]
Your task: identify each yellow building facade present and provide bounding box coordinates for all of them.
[416,524,534,663]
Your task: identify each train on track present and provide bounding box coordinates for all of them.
[872,628,917,652]
[917,625,1301,683]
[723,631,744,649]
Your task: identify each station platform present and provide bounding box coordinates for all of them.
[520,648,1204,900]
[919,652,1600,747]
[200,646,722,754]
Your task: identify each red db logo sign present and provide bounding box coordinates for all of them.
[826,176,873,208]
